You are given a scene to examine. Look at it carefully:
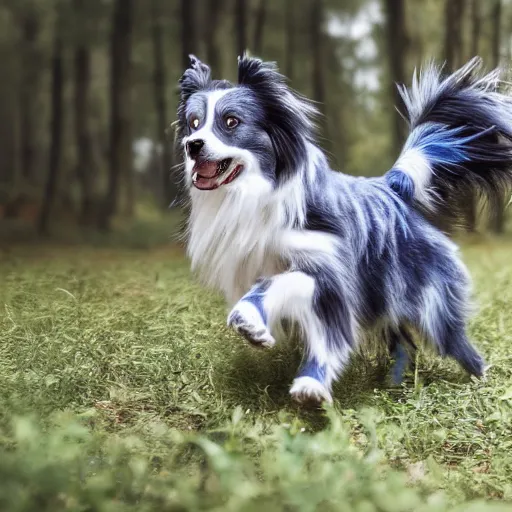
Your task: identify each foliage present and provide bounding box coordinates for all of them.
[1,406,510,512]
[1,234,512,508]
[1,0,510,229]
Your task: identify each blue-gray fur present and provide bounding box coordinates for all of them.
[178,55,317,182]
[300,161,484,380]
[386,57,512,228]
[184,88,278,183]
[387,327,416,385]
[297,359,327,383]
[240,280,270,324]
[177,55,509,399]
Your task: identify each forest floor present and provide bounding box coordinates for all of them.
[1,221,512,511]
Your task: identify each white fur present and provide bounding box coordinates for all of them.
[187,173,307,304]
[185,91,310,303]
[393,146,433,206]
[263,271,349,387]
[280,230,338,260]
[181,56,490,402]
[289,376,333,404]
[185,108,350,387]
[182,89,236,188]
[227,300,275,348]
[399,58,500,128]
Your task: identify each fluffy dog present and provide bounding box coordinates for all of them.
[176,55,511,405]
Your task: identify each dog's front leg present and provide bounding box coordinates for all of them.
[227,278,276,349]
[228,271,355,405]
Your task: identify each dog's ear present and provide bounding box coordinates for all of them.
[237,55,319,181]
[179,55,211,100]
[176,55,212,144]
[238,54,282,88]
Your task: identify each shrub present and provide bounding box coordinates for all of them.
[0,407,508,512]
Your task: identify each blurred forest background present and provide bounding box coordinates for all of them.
[0,0,511,237]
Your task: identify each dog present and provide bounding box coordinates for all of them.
[176,55,512,405]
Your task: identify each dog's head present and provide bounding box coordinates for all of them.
[177,55,318,191]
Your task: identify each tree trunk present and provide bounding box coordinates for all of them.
[181,0,196,70]
[447,0,475,231]
[205,0,223,75]
[253,0,267,55]
[325,36,346,169]
[491,0,505,233]
[38,25,64,234]
[492,0,502,67]
[73,0,95,225]
[19,11,41,183]
[383,0,408,157]
[0,46,18,186]
[235,0,246,57]
[444,0,465,71]
[99,0,133,231]
[310,0,325,106]
[285,0,295,81]
[444,0,455,71]
[457,0,467,66]
[506,7,512,65]
[151,0,173,209]
[470,0,481,57]
[310,0,330,152]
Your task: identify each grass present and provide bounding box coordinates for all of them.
[1,224,512,510]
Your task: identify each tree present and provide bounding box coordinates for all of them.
[151,0,173,208]
[235,0,246,56]
[99,0,134,230]
[204,0,223,74]
[38,10,64,234]
[470,0,481,57]
[285,0,295,81]
[443,0,476,230]
[444,0,465,72]
[18,5,42,184]
[383,0,408,157]
[491,0,505,234]
[253,0,267,56]
[310,0,325,107]
[310,0,329,152]
[0,10,19,189]
[491,0,502,67]
[324,35,347,169]
[181,0,196,70]
[73,0,96,224]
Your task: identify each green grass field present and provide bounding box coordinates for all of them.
[1,228,512,511]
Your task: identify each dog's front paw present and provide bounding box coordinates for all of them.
[290,377,333,406]
[227,301,275,348]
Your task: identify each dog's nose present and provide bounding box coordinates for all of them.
[186,139,205,159]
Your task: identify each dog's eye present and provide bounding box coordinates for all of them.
[189,117,200,130]
[225,116,239,129]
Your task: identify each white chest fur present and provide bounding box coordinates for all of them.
[186,175,308,304]
[187,192,280,304]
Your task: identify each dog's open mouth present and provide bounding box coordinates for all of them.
[192,158,244,190]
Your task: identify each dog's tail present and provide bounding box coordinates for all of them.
[385,57,512,229]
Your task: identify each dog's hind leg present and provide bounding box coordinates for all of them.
[417,283,485,377]
[388,326,416,385]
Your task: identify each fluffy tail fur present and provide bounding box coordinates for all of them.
[385,57,512,229]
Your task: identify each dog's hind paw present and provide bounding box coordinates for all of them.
[227,301,275,348]
[290,377,333,406]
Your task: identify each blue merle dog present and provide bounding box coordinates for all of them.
[176,55,511,405]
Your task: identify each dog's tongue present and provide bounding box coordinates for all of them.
[194,160,218,178]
